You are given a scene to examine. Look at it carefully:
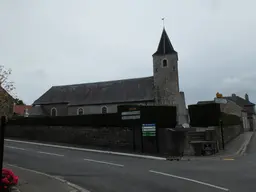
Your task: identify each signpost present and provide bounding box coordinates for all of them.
[142,124,156,136]
[215,92,225,150]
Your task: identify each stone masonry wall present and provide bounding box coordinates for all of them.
[216,124,242,149]
[220,100,242,117]
[6,125,134,152]
[6,125,178,156]
[153,54,179,106]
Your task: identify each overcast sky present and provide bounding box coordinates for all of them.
[0,0,255,105]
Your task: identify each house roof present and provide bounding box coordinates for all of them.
[224,96,255,107]
[13,105,32,115]
[33,76,155,106]
[153,28,177,56]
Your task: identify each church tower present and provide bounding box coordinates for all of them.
[152,28,179,106]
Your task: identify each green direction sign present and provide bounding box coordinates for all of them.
[142,124,156,137]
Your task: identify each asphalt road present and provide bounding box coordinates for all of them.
[3,135,256,192]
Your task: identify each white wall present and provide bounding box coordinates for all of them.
[68,101,155,115]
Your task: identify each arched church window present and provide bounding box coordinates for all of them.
[77,108,84,115]
[101,106,108,114]
[51,107,57,117]
[162,59,168,67]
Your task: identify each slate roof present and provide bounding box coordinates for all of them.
[197,96,255,107]
[224,96,255,107]
[33,76,155,106]
[153,28,177,56]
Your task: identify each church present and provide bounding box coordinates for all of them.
[30,28,188,125]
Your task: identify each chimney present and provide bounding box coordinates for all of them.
[232,93,236,98]
[245,93,249,101]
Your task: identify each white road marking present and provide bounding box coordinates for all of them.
[38,151,64,157]
[149,170,229,191]
[5,139,166,160]
[83,158,124,167]
[5,146,27,151]
[6,164,90,192]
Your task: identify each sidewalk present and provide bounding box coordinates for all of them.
[181,131,255,161]
[4,164,88,192]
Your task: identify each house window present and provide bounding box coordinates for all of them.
[162,59,168,67]
[51,107,57,117]
[101,106,108,114]
[77,107,84,115]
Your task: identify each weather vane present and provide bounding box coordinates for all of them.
[162,18,165,28]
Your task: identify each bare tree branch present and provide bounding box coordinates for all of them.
[0,65,15,117]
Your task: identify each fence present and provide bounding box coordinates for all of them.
[6,105,178,156]
[188,103,221,127]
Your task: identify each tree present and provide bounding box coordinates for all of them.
[0,65,15,117]
[14,98,25,105]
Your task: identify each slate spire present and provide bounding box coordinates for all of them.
[153,28,177,56]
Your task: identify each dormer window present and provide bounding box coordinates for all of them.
[162,59,168,67]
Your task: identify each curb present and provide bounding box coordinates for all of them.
[238,131,255,156]
[179,131,255,161]
[5,139,166,161]
[6,164,90,192]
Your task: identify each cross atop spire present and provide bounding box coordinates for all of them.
[162,18,165,29]
[153,28,177,56]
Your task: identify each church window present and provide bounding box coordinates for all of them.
[162,59,168,67]
[101,106,108,114]
[77,108,84,115]
[51,107,57,117]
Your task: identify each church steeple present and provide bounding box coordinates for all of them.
[153,28,177,56]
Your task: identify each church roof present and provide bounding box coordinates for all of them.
[153,28,177,56]
[33,76,155,106]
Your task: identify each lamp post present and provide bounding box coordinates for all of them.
[220,119,225,150]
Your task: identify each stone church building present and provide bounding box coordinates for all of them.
[30,28,188,124]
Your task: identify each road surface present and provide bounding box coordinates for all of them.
[3,136,256,192]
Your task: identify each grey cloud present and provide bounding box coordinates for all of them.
[0,0,255,105]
